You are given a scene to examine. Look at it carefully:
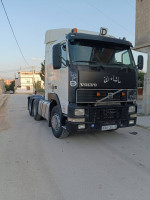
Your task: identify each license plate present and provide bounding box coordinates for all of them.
[101,124,117,131]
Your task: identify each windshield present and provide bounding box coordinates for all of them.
[69,39,135,68]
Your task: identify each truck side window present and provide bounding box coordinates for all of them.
[61,43,67,67]
[122,51,130,65]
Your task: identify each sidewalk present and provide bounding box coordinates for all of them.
[137,116,150,129]
[136,95,150,129]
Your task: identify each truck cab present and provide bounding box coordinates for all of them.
[28,28,143,138]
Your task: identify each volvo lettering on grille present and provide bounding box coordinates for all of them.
[80,83,97,87]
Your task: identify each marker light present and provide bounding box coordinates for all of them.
[68,117,85,123]
[129,120,134,125]
[97,92,101,97]
[78,124,85,129]
[72,28,78,33]
[122,92,126,97]
[130,114,137,118]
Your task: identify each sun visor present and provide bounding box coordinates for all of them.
[45,28,99,44]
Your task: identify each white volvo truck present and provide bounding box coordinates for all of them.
[28,28,143,138]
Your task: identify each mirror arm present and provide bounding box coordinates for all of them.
[60,56,70,67]
[61,60,66,66]
[61,56,66,62]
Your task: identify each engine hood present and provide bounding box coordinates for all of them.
[79,67,137,89]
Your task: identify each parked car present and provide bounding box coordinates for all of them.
[9,90,14,94]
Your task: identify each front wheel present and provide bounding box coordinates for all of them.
[51,105,69,138]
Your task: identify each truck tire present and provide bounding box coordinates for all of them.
[28,100,33,116]
[51,105,69,138]
[33,100,42,121]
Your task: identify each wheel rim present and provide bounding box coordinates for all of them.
[51,113,61,132]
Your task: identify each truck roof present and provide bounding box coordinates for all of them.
[45,28,100,44]
[67,33,132,47]
[45,28,132,47]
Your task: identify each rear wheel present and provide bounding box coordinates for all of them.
[51,105,69,138]
[28,100,33,116]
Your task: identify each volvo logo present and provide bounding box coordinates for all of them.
[108,93,113,99]
[80,83,97,87]
[70,81,77,87]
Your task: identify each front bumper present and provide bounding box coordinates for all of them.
[66,104,137,132]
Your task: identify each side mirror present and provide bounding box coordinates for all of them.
[53,43,61,69]
[137,55,143,70]
[66,60,69,66]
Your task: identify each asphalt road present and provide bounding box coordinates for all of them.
[0,94,150,200]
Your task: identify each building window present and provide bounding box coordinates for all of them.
[26,86,30,90]
[25,78,31,83]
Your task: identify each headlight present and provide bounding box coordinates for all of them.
[129,106,136,113]
[127,90,137,101]
[74,109,85,116]
[68,117,85,122]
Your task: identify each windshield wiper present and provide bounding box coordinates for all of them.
[90,65,105,70]
[109,63,125,66]
[107,63,133,72]
[72,60,98,64]
[118,66,133,73]
[72,60,104,69]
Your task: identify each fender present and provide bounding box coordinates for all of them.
[47,93,63,127]
[48,93,61,111]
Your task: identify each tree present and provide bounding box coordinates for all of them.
[5,80,15,91]
[33,81,41,92]
[40,60,45,83]
[33,81,44,93]
[138,71,145,87]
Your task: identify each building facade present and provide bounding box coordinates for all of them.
[15,71,44,94]
[135,0,150,53]
[134,0,150,115]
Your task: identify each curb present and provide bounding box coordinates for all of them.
[136,124,150,131]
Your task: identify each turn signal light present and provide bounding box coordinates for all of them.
[122,92,126,97]
[97,92,101,97]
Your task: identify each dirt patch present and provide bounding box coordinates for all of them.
[0,95,11,132]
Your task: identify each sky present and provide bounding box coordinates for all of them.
[0,0,147,79]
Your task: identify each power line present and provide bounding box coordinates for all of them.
[126,0,135,8]
[84,0,133,35]
[1,0,30,67]
[55,2,98,30]
[0,66,41,73]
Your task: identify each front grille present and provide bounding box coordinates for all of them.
[76,89,127,103]
[88,106,128,122]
